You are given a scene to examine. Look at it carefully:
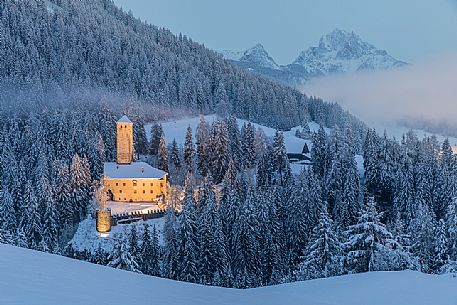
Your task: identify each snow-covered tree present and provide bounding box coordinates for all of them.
[140,223,161,276]
[108,233,141,273]
[345,197,414,273]
[184,125,194,173]
[296,207,344,280]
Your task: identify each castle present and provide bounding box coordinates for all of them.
[103,115,168,204]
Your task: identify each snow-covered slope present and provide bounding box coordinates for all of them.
[145,115,364,175]
[293,29,406,75]
[146,115,312,156]
[2,243,456,305]
[220,29,406,87]
[70,216,165,254]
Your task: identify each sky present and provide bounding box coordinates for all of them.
[113,0,457,65]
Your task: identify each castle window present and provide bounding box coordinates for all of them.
[160,183,164,187]
[150,183,153,186]
[150,190,153,194]
[115,183,118,186]
[123,183,126,186]
[143,183,145,186]
[134,190,137,194]
[119,190,122,193]
[143,190,145,194]
[133,180,137,187]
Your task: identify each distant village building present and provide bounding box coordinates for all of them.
[103,115,168,204]
[287,142,311,164]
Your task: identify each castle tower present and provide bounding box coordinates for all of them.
[116,115,133,164]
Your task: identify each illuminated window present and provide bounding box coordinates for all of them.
[133,180,137,187]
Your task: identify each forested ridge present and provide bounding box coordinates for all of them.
[0,0,363,132]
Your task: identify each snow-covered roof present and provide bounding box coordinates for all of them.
[117,115,132,123]
[104,162,166,179]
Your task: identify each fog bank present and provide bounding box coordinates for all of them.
[301,54,457,128]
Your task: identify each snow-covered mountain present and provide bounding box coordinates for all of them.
[220,29,407,86]
[222,43,280,70]
[293,29,406,75]
[2,244,456,305]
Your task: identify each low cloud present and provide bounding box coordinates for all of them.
[300,54,457,128]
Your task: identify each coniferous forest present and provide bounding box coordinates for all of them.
[1,0,457,290]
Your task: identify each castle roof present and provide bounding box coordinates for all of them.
[117,115,132,123]
[104,162,167,179]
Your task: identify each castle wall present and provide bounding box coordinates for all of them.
[104,176,167,203]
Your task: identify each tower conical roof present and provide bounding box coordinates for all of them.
[117,115,132,123]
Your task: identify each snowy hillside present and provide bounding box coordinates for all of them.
[1,243,456,305]
[70,216,165,254]
[145,115,364,175]
[220,29,406,86]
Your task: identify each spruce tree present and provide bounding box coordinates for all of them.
[196,116,209,177]
[296,207,344,280]
[433,219,449,272]
[140,223,161,276]
[208,120,230,183]
[149,123,163,156]
[108,233,141,273]
[162,206,178,280]
[345,197,410,273]
[197,182,226,284]
[169,138,181,168]
[158,135,169,172]
[183,125,194,173]
[272,131,291,187]
[176,184,199,282]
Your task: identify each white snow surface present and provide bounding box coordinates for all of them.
[104,162,166,179]
[2,243,456,305]
[105,200,162,216]
[70,216,165,254]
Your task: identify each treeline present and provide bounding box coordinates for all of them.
[68,117,457,287]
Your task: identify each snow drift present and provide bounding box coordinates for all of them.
[1,244,456,305]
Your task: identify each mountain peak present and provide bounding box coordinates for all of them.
[318,29,373,52]
[221,43,280,70]
[239,43,280,70]
[293,29,406,74]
